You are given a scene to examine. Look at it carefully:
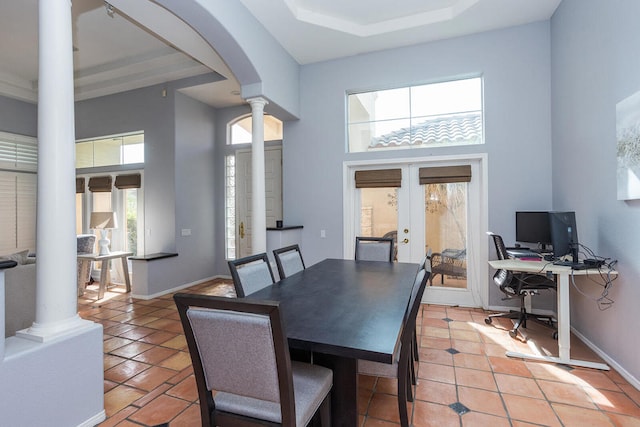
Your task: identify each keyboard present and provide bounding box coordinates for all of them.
[507,248,542,258]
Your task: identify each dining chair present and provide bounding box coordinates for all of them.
[273,244,306,279]
[354,236,394,262]
[357,267,430,427]
[228,253,275,297]
[173,293,332,427]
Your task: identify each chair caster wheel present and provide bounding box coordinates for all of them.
[509,330,518,339]
[485,318,492,325]
[552,331,558,340]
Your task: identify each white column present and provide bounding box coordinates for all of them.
[19,0,89,342]
[247,97,268,254]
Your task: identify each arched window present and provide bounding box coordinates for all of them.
[229,114,283,144]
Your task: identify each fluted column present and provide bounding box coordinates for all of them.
[19,0,88,342]
[247,97,268,254]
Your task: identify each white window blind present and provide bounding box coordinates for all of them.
[0,132,37,253]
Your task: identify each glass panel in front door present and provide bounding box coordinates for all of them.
[359,187,398,260]
[425,183,468,289]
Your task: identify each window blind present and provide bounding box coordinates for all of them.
[355,169,402,188]
[0,171,36,253]
[418,165,471,184]
[114,173,141,189]
[88,176,112,192]
[76,177,85,193]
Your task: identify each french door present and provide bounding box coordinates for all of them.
[345,156,486,307]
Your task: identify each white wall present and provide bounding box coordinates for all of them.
[284,22,554,308]
[551,0,640,383]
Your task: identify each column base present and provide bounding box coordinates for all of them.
[16,315,96,343]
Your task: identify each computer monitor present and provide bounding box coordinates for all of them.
[515,211,551,251]
[549,211,579,263]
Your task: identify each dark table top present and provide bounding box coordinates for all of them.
[246,258,419,364]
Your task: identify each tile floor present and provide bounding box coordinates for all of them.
[78,279,640,427]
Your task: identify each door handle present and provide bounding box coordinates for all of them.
[240,222,245,239]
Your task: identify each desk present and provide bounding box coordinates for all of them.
[489,259,617,370]
[246,258,419,427]
[77,251,133,299]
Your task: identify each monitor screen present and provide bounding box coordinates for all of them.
[549,211,579,262]
[515,211,551,250]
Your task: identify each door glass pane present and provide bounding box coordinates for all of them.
[425,183,467,289]
[359,187,398,259]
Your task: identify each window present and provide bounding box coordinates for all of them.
[0,132,37,253]
[225,155,236,259]
[347,77,483,153]
[76,132,144,168]
[229,115,283,145]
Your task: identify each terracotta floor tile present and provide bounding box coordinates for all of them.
[166,375,198,402]
[104,359,150,383]
[375,377,398,395]
[359,374,377,391]
[494,373,544,399]
[572,368,622,392]
[159,351,192,371]
[97,405,137,427]
[420,348,454,366]
[124,365,177,392]
[103,336,134,353]
[420,336,452,350]
[161,335,188,350]
[450,339,484,355]
[132,345,178,365]
[503,394,562,426]
[553,403,617,426]
[488,355,532,377]
[454,366,497,391]
[358,386,374,415]
[103,354,127,370]
[133,383,172,408]
[590,389,640,417]
[538,379,598,409]
[453,353,491,371]
[422,326,451,339]
[104,379,118,393]
[414,379,457,405]
[128,394,189,426]
[457,385,507,417]
[605,411,640,427]
[367,393,401,423]
[363,417,400,426]
[412,400,460,427]
[103,385,146,417]
[110,341,155,359]
[450,329,482,342]
[461,411,512,427]
[117,326,157,340]
[422,317,450,328]
[138,330,178,345]
[168,404,202,427]
[418,362,456,384]
[144,318,184,333]
[167,366,194,385]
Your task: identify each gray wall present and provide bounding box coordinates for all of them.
[0,96,37,137]
[551,0,640,381]
[284,22,554,308]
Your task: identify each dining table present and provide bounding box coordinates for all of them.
[245,258,420,427]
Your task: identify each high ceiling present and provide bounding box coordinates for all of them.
[0,0,561,108]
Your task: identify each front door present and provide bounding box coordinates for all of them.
[347,157,485,307]
[235,146,283,258]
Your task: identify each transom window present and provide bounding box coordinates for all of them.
[229,115,283,145]
[76,131,144,168]
[347,77,483,153]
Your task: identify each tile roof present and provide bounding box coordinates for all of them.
[370,112,482,148]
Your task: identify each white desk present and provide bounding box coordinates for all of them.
[77,251,133,300]
[489,259,617,370]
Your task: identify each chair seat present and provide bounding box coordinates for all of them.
[215,361,333,427]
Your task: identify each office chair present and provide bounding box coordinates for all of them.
[228,253,275,297]
[485,233,557,339]
[273,244,305,279]
[174,294,332,427]
[355,236,394,262]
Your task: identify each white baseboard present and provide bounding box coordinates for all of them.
[77,410,105,427]
[130,275,231,300]
[571,327,640,390]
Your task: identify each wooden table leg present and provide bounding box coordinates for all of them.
[121,255,131,293]
[98,259,110,300]
[313,353,358,427]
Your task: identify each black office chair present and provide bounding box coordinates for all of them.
[355,236,394,262]
[485,233,557,339]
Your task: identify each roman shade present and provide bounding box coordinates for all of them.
[114,173,141,189]
[88,176,112,192]
[355,169,402,188]
[419,165,471,184]
[76,177,85,193]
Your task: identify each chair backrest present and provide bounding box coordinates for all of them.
[400,268,430,347]
[77,234,95,254]
[173,294,296,426]
[355,236,394,262]
[489,233,516,296]
[273,244,305,279]
[228,253,275,297]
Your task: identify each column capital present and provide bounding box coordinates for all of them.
[246,97,269,110]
